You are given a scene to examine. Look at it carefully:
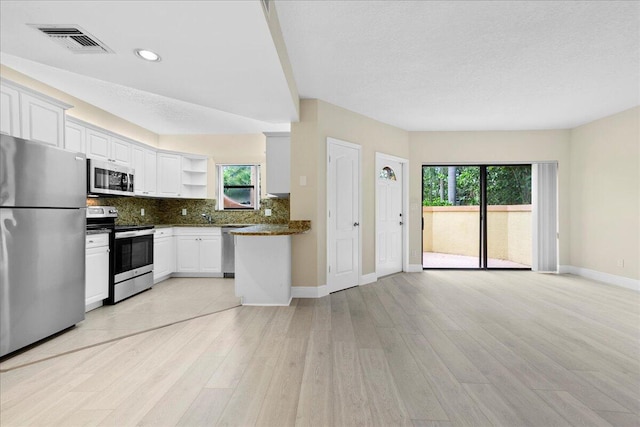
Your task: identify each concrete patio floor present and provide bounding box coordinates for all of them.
[423,251,530,269]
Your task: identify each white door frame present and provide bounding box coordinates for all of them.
[375,152,409,277]
[327,137,362,292]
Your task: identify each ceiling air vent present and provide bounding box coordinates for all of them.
[29,24,113,54]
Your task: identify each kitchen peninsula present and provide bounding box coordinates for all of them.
[232,221,310,306]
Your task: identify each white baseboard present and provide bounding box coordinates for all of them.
[153,274,172,285]
[291,285,329,298]
[293,270,412,298]
[360,273,377,286]
[406,264,424,273]
[560,265,639,292]
[171,272,223,278]
[85,300,103,312]
[241,297,293,307]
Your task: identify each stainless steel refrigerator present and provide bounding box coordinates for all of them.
[0,134,86,357]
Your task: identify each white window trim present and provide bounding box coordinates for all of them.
[216,163,261,211]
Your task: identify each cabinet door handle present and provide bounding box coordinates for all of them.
[88,240,94,244]
[353,222,360,227]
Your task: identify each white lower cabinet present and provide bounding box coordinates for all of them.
[199,236,222,273]
[154,228,174,283]
[174,228,222,276]
[85,233,110,311]
[175,236,200,272]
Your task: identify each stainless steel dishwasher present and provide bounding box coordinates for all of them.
[222,226,244,278]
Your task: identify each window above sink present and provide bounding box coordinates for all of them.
[217,164,260,211]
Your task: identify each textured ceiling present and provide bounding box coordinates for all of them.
[0,1,294,134]
[276,1,640,130]
[1,1,638,133]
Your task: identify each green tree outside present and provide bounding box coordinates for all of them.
[223,165,252,185]
[423,165,531,206]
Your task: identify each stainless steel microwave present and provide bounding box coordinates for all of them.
[87,159,135,196]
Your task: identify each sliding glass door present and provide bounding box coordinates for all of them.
[422,165,531,269]
[486,165,532,268]
[422,166,481,268]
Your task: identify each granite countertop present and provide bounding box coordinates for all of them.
[155,223,257,228]
[230,221,311,236]
[152,221,311,234]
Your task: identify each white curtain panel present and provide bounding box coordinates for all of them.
[531,162,559,272]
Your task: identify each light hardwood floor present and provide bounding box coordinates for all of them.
[1,271,638,426]
[0,277,241,371]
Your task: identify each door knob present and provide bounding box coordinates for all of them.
[399,221,403,226]
[353,222,360,227]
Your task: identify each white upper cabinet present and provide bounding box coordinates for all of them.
[132,143,157,196]
[86,127,110,160]
[20,92,66,147]
[157,152,182,197]
[144,149,158,194]
[64,119,86,153]
[1,79,71,147]
[110,136,132,166]
[86,127,131,167]
[264,132,291,197]
[181,154,208,199]
[0,84,21,137]
[2,79,209,200]
[132,144,145,194]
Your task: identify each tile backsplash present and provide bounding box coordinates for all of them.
[87,197,289,225]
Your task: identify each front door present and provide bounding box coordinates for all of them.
[327,138,360,293]
[376,156,404,277]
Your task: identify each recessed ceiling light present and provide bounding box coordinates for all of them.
[134,49,161,62]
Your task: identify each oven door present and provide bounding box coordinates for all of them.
[114,230,154,283]
[88,159,135,197]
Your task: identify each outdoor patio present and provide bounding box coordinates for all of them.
[423,251,530,269]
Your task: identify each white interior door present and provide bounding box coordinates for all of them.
[376,156,404,277]
[327,138,360,293]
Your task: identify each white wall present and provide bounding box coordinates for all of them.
[408,130,572,267]
[569,107,639,282]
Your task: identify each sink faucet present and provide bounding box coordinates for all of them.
[201,213,213,224]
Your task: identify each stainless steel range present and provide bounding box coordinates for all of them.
[86,207,154,304]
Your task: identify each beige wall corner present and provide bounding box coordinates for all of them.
[1,64,159,147]
[290,99,410,287]
[569,106,640,281]
[408,130,572,267]
[158,134,267,199]
[290,100,320,287]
